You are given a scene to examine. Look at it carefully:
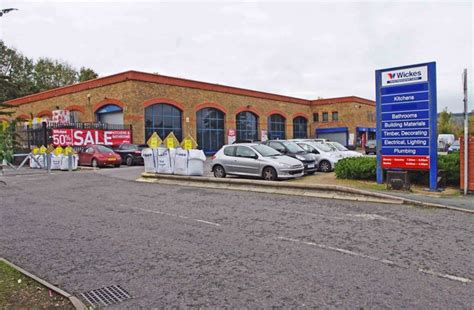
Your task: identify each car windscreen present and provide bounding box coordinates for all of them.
[281,141,305,153]
[452,141,460,146]
[137,145,147,150]
[252,144,281,157]
[96,145,114,153]
[331,142,348,151]
[312,142,333,152]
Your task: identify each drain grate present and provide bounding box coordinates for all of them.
[80,285,131,308]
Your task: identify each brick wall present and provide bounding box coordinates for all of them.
[460,136,474,192]
[10,79,376,145]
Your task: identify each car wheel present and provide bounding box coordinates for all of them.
[213,165,226,178]
[126,156,134,166]
[91,158,99,168]
[319,160,331,173]
[262,167,277,181]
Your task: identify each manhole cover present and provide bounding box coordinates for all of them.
[80,285,131,308]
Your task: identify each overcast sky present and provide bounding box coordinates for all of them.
[1,0,472,112]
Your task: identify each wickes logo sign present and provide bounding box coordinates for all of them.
[382,66,427,86]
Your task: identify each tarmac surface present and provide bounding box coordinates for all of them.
[0,167,473,308]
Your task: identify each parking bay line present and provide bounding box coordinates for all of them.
[277,236,472,284]
[135,207,221,227]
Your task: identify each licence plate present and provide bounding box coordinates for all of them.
[108,157,116,161]
[308,163,315,168]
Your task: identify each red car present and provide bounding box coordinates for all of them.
[78,145,122,168]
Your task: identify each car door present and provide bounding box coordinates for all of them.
[79,146,93,165]
[221,146,238,173]
[234,146,260,176]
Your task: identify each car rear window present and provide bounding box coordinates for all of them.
[96,145,114,153]
[224,146,236,156]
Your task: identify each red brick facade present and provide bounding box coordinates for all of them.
[460,137,474,192]
[6,70,376,146]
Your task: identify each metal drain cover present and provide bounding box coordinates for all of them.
[80,285,131,308]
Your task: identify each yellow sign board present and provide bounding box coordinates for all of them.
[147,132,162,149]
[64,146,74,155]
[46,145,55,154]
[39,145,47,154]
[53,146,63,156]
[180,134,198,150]
[164,132,180,149]
[32,147,40,155]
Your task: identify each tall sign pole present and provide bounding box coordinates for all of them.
[463,69,468,196]
[375,62,438,191]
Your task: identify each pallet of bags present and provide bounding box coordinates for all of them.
[174,148,206,176]
[51,154,63,170]
[157,148,176,174]
[29,154,45,169]
[60,155,78,171]
[141,148,157,173]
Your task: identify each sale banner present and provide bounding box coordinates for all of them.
[51,128,131,147]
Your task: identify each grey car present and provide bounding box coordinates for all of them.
[211,143,304,181]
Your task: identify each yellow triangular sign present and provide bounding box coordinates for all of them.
[64,146,74,155]
[53,146,63,156]
[181,134,198,150]
[164,132,180,149]
[32,147,40,155]
[39,145,47,154]
[147,132,162,149]
[46,145,55,154]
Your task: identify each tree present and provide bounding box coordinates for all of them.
[0,102,15,116]
[33,58,78,92]
[438,108,453,134]
[78,67,98,82]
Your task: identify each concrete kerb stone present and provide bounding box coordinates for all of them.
[139,173,474,214]
[0,257,87,310]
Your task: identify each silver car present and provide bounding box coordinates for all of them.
[293,140,342,172]
[211,143,304,181]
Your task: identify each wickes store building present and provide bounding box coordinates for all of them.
[6,71,376,154]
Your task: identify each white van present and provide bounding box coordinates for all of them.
[438,134,455,151]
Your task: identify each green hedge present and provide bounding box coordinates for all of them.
[334,153,460,186]
[334,157,377,180]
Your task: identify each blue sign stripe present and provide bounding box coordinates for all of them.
[382,147,430,156]
[381,92,429,104]
[380,82,429,95]
[382,138,430,147]
[381,110,430,120]
[381,101,429,112]
[382,120,429,129]
[382,129,429,138]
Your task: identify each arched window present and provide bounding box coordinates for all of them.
[268,114,286,140]
[196,108,225,154]
[293,116,308,138]
[95,104,123,124]
[145,103,182,141]
[236,111,259,141]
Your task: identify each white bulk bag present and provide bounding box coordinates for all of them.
[188,149,206,176]
[50,154,63,170]
[60,155,78,171]
[30,154,45,169]
[157,148,176,174]
[174,149,189,175]
[141,148,156,173]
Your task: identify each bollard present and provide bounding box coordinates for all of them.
[68,154,72,172]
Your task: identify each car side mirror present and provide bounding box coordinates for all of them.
[252,154,258,159]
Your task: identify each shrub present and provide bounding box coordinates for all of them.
[438,152,460,185]
[335,157,376,180]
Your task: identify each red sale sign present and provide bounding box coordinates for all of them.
[52,129,131,147]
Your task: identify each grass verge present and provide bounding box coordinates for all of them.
[0,261,74,309]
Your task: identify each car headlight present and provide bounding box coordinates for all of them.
[279,162,292,168]
[296,155,306,161]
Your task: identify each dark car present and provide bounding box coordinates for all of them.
[114,143,147,166]
[78,145,122,168]
[262,140,317,175]
[365,139,377,155]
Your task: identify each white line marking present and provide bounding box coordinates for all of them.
[135,207,221,227]
[418,269,472,284]
[277,237,396,266]
[278,237,471,284]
